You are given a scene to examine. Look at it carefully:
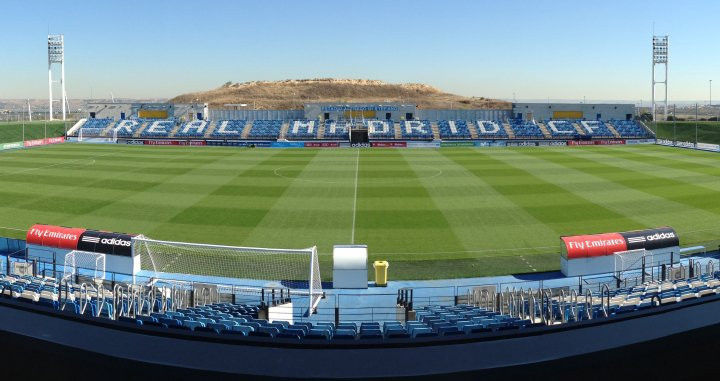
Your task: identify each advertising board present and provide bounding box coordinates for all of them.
[441,141,475,147]
[1,141,23,151]
[305,142,340,148]
[271,142,305,148]
[371,142,407,148]
[567,140,625,146]
[23,137,65,147]
[696,142,720,152]
[407,142,441,148]
[561,227,678,259]
[26,224,136,257]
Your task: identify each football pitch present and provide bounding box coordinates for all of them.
[1,143,719,280]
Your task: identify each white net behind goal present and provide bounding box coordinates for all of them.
[62,250,106,282]
[78,128,117,143]
[132,236,323,312]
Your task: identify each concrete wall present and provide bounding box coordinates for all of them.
[304,103,416,121]
[512,103,635,121]
[86,103,207,121]
[209,109,304,121]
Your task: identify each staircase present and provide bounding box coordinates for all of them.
[278,122,290,140]
[317,122,325,139]
[241,122,253,139]
[502,122,516,139]
[168,123,182,138]
[571,122,586,135]
[605,122,622,138]
[133,122,149,138]
[467,122,479,139]
[430,122,441,140]
[101,121,116,137]
[536,122,552,139]
[204,121,219,138]
[394,122,402,139]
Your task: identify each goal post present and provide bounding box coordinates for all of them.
[62,250,106,282]
[613,249,654,280]
[131,236,323,313]
[78,128,117,143]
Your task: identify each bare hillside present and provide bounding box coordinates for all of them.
[170,79,510,110]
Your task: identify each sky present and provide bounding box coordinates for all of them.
[0,0,718,102]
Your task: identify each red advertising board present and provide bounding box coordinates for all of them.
[143,140,206,146]
[23,137,65,147]
[372,141,407,148]
[561,233,627,259]
[305,142,340,148]
[26,224,86,250]
[567,140,626,146]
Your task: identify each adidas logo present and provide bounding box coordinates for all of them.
[81,236,100,244]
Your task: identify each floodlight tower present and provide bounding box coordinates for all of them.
[48,34,67,121]
[651,35,668,121]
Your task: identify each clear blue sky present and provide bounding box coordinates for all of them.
[0,0,717,102]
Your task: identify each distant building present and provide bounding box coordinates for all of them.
[512,103,635,121]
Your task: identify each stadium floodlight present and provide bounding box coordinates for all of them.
[652,35,669,122]
[132,236,323,315]
[48,34,68,121]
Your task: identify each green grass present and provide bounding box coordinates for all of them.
[652,121,720,144]
[0,121,70,144]
[1,143,719,280]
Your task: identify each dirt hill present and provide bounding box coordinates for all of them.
[170,79,510,110]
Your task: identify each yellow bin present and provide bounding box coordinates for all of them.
[373,261,389,287]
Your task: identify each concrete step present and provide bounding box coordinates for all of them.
[278,122,290,140]
[241,121,253,139]
[502,122,516,139]
[133,122,149,138]
[203,121,218,138]
[394,123,402,139]
[536,122,552,139]
[605,122,622,138]
[467,122,479,139]
[317,121,325,139]
[430,122,441,140]
[571,123,585,135]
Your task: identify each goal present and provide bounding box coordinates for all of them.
[131,236,323,313]
[78,127,117,143]
[613,249,655,279]
[62,250,106,282]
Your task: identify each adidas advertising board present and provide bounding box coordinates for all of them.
[620,227,679,251]
[562,226,678,259]
[77,231,134,257]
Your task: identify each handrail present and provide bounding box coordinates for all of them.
[559,289,566,323]
[569,289,578,322]
[79,283,89,315]
[529,294,537,324]
[706,260,715,276]
[113,283,125,320]
[95,282,105,318]
[601,284,610,318]
[542,290,551,325]
[584,289,593,320]
[60,276,71,311]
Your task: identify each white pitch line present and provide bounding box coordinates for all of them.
[351,148,360,244]
[0,152,112,177]
[0,226,25,232]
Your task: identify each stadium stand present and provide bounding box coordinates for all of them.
[545,120,579,138]
[211,120,247,137]
[323,120,350,140]
[78,118,114,136]
[112,119,144,137]
[4,271,720,341]
[437,120,471,139]
[286,120,318,140]
[141,120,176,137]
[401,120,434,140]
[247,120,283,140]
[175,120,210,138]
[367,120,395,140]
[509,119,544,138]
[474,120,508,139]
[579,120,614,137]
[612,120,652,138]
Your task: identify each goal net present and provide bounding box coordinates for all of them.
[131,236,323,313]
[614,249,655,279]
[62,250,106,282]
[78,128,117,143]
